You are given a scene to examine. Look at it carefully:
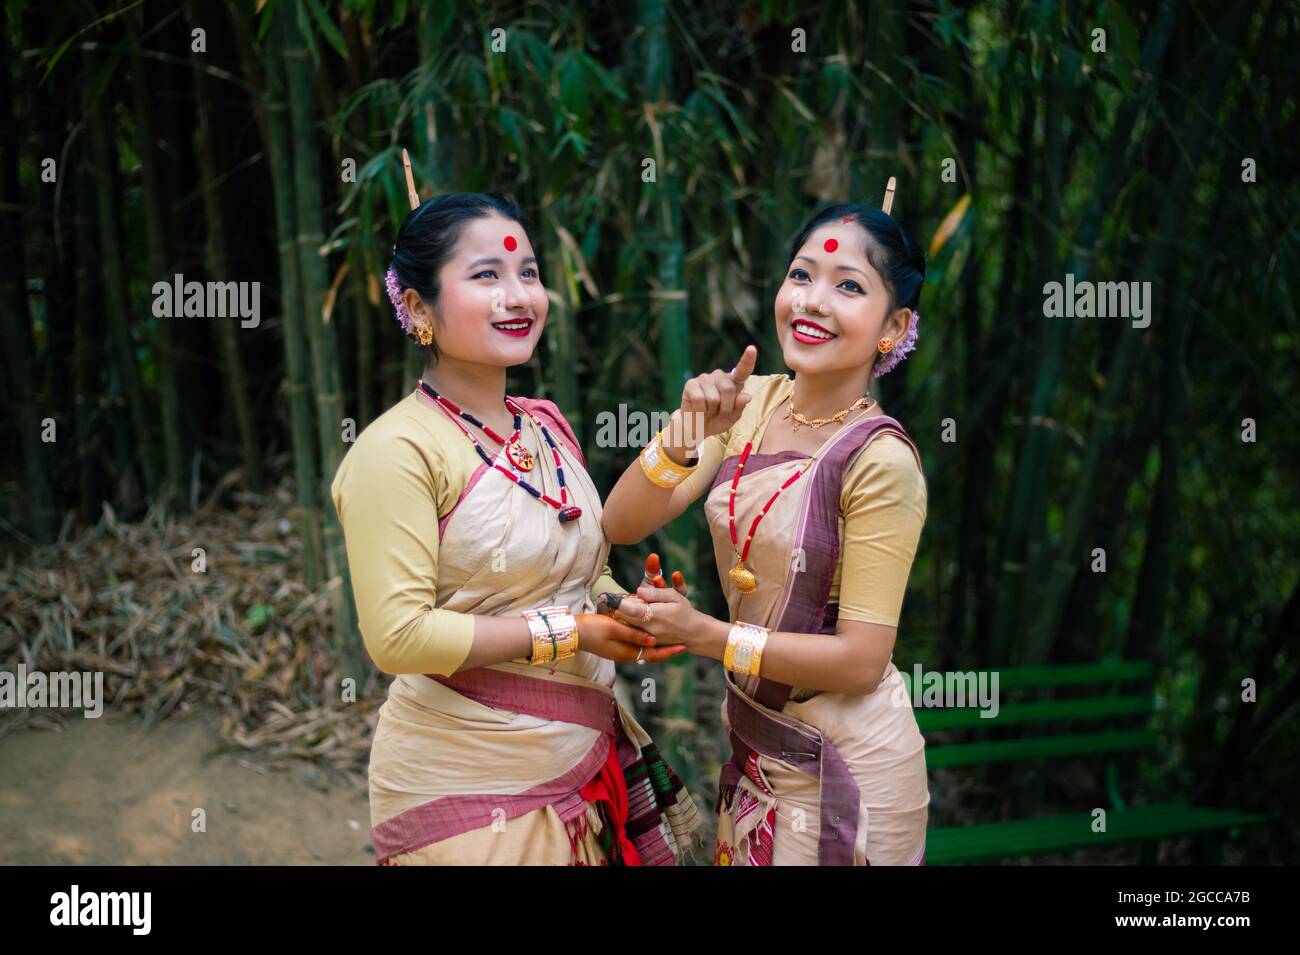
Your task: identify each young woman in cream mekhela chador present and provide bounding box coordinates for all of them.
[331,192,702,865]
[602,195,930,866]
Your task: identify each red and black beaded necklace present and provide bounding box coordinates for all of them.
[418,381,583,524]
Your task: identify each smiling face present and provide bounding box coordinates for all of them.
[774,221,911,376]
[404,212,547,368]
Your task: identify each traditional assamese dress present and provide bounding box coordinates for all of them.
[673,373,930,866]
[331,387,701,865]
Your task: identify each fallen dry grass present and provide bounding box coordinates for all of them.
[0,483,382,780]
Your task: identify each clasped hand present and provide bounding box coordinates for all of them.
[595,552,717,656]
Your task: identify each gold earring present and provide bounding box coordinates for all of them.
[417,325,433,346]
[877,337,895,354]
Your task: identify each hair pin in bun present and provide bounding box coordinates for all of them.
[872,174,920,378]
[386,150,423,339]
[402,148,420,211]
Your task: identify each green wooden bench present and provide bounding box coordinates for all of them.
[901,659,1268,865]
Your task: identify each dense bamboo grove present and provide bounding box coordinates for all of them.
[1,1,1297,860]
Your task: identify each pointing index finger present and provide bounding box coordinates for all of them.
[730,345,758,386]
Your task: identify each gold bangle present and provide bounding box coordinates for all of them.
[639,430,696,489]
[732,636,754,676]
[551,622,578,662]
[524,605,577,666]
[746,628,768,677]
[724,622,770,677]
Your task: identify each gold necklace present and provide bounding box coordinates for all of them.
[783,391,876,432]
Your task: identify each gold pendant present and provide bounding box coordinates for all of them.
[729,561,757,593]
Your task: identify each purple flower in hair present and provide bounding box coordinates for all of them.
[385,267,414,334]
[873,309,919,378]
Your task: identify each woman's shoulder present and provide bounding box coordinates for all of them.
[332,392,468,506]
[841,427,927,511]
[350,391,464,456]
[861,426,923,470]
[741,372,792,402]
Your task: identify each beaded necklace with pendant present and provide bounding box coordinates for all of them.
[418,381,583,524]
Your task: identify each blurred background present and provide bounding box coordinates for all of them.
[1,0,1296,864]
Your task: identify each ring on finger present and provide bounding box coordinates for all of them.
[636,647,645,664]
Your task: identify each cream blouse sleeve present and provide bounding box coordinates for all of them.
[330,408,476,676]
[592,564,626,599]
[833,433,928,628]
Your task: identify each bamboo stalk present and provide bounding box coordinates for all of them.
[87,60,159,502]
[638,0,696,790]
[990,0,1176,662]
[194,61,265,493]
[73,150,99,521]
[1025,0,1240,663]
[0,22,55,540]
[258,9,322,587]
[129,23,186,511]
[281,0,365,681]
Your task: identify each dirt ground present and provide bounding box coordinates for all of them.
[0,709,373,865]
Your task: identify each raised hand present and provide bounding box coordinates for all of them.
[639,552,689,595]
[666,344,758,458]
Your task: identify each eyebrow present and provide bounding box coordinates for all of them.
[792,255,871,281]
[466,256,538,269]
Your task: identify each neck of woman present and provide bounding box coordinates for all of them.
[422,356,511,422]
[789,366,878,422]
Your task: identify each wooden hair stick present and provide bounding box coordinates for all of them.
[882,176,897,215]
[402,148,420,211]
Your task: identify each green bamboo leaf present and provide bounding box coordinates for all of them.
[256,0,278,41]
[576,50,627,103]
[510,29,553,77]
[83,41,128,113]
[548,129,588,161]
[42,34,77,82]
[295,0,320,62]
[304,0,349,58]
[424,0,455,39]
[497,107,528,156]
[559,50,590,131]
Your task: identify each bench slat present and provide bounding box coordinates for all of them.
[926,729,1159,768]
[990,661,1153,688]
[926,804,1268,864]
[915,694,1153,732]
[899,660,1152,694]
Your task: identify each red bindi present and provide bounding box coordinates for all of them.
[824,237,839,253]
[504,235,518,252]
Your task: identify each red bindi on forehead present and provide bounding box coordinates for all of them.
[504,235,518,252]
[823,237,839,253]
